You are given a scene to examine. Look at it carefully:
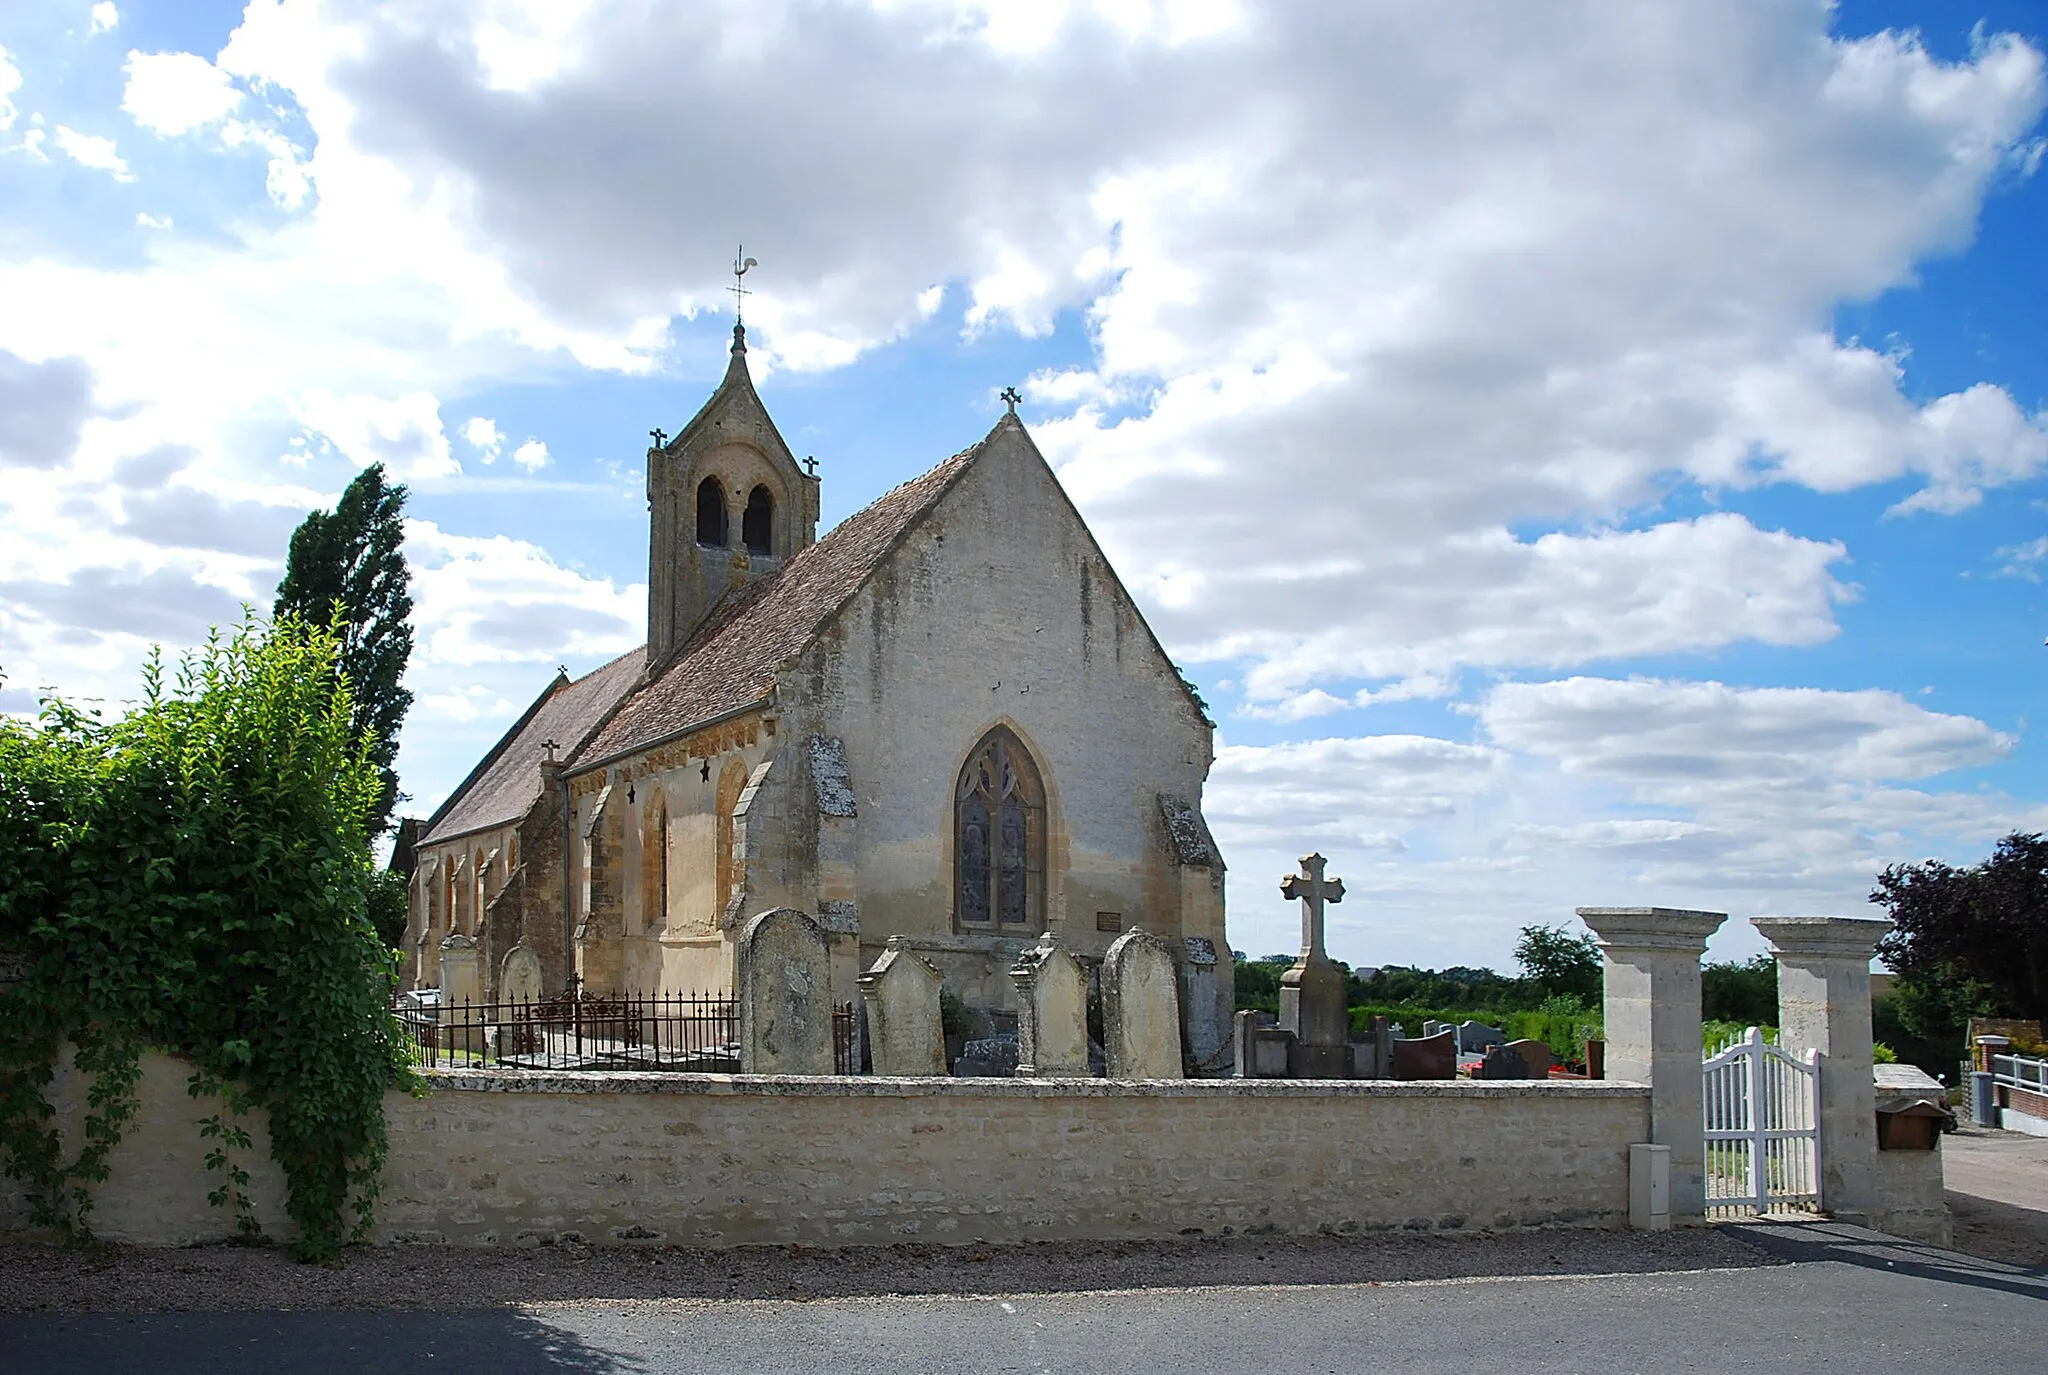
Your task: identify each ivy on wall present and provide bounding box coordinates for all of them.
[0,615,419,1260]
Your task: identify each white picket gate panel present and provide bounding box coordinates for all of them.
[1702,1027,1822,1217]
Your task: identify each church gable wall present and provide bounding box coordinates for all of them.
[782,424,1220,1005]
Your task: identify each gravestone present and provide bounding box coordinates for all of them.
[1423,1020,1452,1039]
[859,936,946,1076]
[500,945,543,1005]
[1477,1044,1531,1080]
[1457,1020,1505,1054]
[737,907,834,1076]
[1011,933,1091,1076]
[1102,929,1184,1079]
[1234,1009,1293,1078]
[1278,853,1349,1078]
[954,1036,1020,1076]
[1391,1028,1456,1080]
[1503,1038,1554,1077]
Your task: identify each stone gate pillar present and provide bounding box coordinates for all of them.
[1578,906,1726,1221]
[1751,916,1890,1225]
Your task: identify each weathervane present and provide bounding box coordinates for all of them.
[730,245,758,326]
[999,386,1022,414]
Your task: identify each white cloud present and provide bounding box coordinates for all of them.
[405,518,640,666]
[90,4,119,37]
[0,45,20,132]
[461,416,504,460]
[294,392,460,480]
[217,118,310,208]
[510,438,549,471]
[52,126,131,181]
[1479,677,2014,785]
[1994,534,2048,580]
[135,212,172,230]
[122,50,243,136]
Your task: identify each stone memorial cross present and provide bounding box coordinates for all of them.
[1278,852,1350,1077]
[1280,852,1343,961]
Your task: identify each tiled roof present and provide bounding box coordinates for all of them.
[420,647,646,845]
[573,435,988,767]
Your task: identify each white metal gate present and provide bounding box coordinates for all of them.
[1703,1027,1822,1217]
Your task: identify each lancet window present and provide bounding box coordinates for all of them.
[743,485,774,555]
[696,477,728,547]
[954,728,1045,932]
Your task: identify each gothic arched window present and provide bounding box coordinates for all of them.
[696,477,728,547]
[954,728,1045,931]
[640,786,669,934]
[743,485,774,555]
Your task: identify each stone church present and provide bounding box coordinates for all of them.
[401,324,1232,1067]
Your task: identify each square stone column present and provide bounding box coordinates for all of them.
[1751,916,1891,1225]
[1578,906,1726,1220]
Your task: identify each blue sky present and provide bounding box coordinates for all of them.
[3,1,2045,971]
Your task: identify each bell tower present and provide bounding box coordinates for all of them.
[645,322,820,668]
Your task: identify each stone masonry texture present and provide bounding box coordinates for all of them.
[6,1052,1650,1249]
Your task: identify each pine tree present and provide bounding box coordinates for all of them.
[274,463,414,834]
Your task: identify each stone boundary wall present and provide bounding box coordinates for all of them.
[5,1054,1651,1248]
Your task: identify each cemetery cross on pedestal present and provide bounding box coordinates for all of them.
[1280,852,1344,963]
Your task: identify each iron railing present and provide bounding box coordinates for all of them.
[1990,1052,2048,1094]
[395,985,737,1072]
[393,987,862,1074]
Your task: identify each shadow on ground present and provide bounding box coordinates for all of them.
[1723,1218,2048,1304]
[1,1309,646,1375]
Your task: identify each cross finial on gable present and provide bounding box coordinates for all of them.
[540,737,560,763]
[1280,852,1344,961]
[999,386,1022,414]
[803,455,818,476]
[649,427,667,449]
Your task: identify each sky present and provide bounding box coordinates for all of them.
[2,0,2045,973]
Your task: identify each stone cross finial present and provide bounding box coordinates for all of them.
[803,455,818,476]
[999,385,1022,413]
[540,737,560,762]
[649,427,667,448]
[1280,852,1343,961]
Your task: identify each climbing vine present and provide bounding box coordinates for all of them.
[0,614,419,1260]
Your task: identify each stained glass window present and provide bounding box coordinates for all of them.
[954,728,1045,931]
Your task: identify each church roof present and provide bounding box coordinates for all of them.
[419,646,647,846]
[571,430,992,769]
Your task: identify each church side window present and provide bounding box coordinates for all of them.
[472,847,487,934]
[954,728,1045,933]
[715,760,749,924]
[743,485,774,555]
[696,477,728,547]
[640,786,669,933]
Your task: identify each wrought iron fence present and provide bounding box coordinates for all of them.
[394,984,738,1072]
[833,1000,858,1076]
[393,987,864,1074]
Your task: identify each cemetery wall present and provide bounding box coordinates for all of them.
[2,1053,1650,1248]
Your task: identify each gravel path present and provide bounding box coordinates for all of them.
[0,1227,1776,1312]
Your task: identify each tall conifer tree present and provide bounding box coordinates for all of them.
[275,463,414,834]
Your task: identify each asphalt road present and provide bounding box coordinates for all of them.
[4,1224,2042,1375]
